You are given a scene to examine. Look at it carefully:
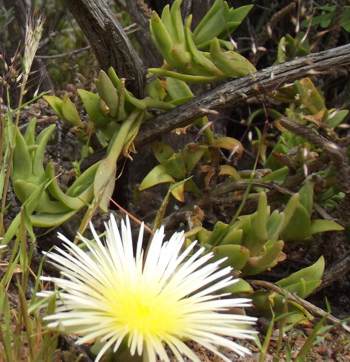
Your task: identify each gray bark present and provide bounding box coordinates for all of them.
[66,0,145,97]
[136,43,350,146]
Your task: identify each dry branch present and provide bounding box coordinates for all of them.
[136,43,350,146]
[124,0,162,67]
[251,280,350,333]
[66,0,145,96]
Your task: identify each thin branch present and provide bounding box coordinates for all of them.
[250,279,350,333]
[36,46,91,59]
[136,43,350,147]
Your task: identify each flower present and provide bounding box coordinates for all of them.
[39,215,256,362]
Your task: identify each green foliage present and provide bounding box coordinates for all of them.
[276,34,310,64]
[149,0,255,82]
[1,1,347,358]
[253,257,325,326]
[2,119,97,243]
[307,5,350,33]
[45,68,174,149]
[0,223,60,361]
[188,185,342,277]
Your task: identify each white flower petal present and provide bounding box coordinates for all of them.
[40,215,256,361]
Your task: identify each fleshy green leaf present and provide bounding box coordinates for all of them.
[310,219,344,234]
[139,165,175,190]
[213,244,250,270]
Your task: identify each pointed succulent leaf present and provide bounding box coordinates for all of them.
[93,157,116,212]
[12,127,32,181]
[310,219,344,234]
[150,11,173,60]
[282,280,323,300]
[251,192,269,242]
[170,179,186,202]
[281,193,300,230]
[277,256,325,292]
[267,210,285,241]
[220,228,243,245]
[197,228,212,246]
[298,181,314,215]
[78,89,110,127]
[46,162,93,210]
[149,67,218,83]
[139,165,175,191]
[262,166,289,183]
[43,95,64,119]
[183,144,206,173]
[295,78,326,115]
[211,136,243,157]
[170,0,185,44]
[166,77,193,100]
[33,124,56,178]
[30,211,77,228]
[326,109,349,128]
[210,38,256,77]
[96,70,119,117]
[160,5,177,40]
[213,244,250,270]
[67,162,100,197]
[242,240,285,275]
[224,278,253,294]
[226,5,253,33]
[193,0,225,46]
[24,118,37,147]
[281,204,312,242]
[207,221,229,246]
[61,95,82,127]
[152,142,175,164]
[219,165,241,180]
[163,154,187,179]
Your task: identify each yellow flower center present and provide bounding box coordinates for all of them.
[104,282,184,337]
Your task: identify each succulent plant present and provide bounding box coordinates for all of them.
[149,0,255,82]
[4,119,97,242]
[253,256,325,326]
[193,192,286,276]
[188,187,342,277]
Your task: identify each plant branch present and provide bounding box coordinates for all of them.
[136,43,350,146]
[123,0,162,67]
[250,279,350,333]
[65,0,145,97]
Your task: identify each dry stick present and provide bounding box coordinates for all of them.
[136,43,350,147]
[123,0,162,67]
[81,44,350,171]
[65,0,145,97]
[250,280,350,333]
